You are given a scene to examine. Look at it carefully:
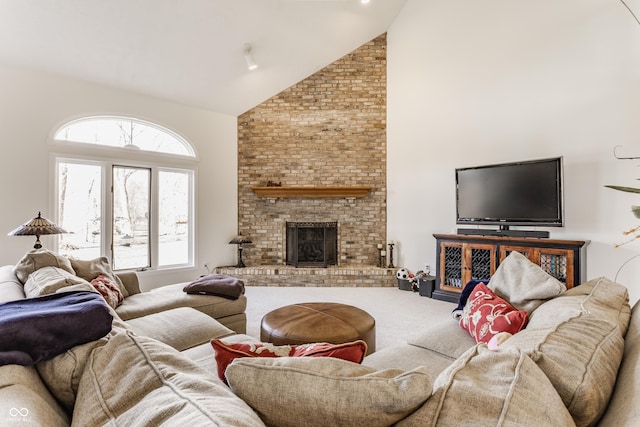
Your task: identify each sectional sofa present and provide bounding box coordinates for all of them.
[0,249,638,426]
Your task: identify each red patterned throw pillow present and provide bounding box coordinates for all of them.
[90,274,124,309]
[211,339,368,382]
[459,283,528,344]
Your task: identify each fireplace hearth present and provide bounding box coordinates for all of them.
[286,222,338,267]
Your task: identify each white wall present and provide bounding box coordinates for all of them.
[387,0,640,303]
[0,65,238,290]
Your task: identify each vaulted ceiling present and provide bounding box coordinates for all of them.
[0,0,407,116]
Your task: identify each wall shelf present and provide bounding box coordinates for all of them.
[250,185,372,199]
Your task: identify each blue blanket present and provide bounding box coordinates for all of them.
[451,280,486,320]
[0,291,113,366]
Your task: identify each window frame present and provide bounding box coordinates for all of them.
[53,115,197,157]
[112,164,152,271]
[50,116,198,273]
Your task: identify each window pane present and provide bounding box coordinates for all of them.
[58,162,102,260]
[55,117,194,156]
[113,166,150,270]
[159,170,191,266]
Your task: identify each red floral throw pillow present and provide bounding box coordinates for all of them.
[459,282,528,344]
[211,339,368,382]
[90,274,124,309]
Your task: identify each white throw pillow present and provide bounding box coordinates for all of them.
[488,251,565,313]
[23,266,91,298]
[13,249,75,284]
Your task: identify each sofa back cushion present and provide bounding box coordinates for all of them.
[596,299,640,426]
[37,334,112,411]
[36,316,131,411]
[504,315,623,426]
[13,249,75,284]
[226,357,433,427]
[396,345,575,427]
[71,328,265,426]
[544,276,631,334]
[500,277,630,426]
[70,257,129,297]
[115,271,141,295]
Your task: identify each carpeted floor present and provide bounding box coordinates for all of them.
[244,286,457,351]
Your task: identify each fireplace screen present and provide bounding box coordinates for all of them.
[286,222,338,267]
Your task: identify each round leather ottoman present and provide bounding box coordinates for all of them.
[260,302,376,355]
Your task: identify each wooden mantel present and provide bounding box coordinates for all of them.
[250,185,372,199]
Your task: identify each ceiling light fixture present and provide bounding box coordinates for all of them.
[242,43,258,71]
[361,0,370,4]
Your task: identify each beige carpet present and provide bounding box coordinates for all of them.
[244,286,457,351]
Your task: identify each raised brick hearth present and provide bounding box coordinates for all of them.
[215,265,396,287]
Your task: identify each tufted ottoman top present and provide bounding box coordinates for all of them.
[260,302,376,355]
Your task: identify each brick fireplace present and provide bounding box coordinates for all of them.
[218,34,395,287]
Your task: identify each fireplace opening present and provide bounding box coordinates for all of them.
[286,222,338,267]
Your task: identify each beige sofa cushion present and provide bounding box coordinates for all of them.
[72,327,265,426]
[0,364,70,427]
[23,266,90,298]
[116,283,247,322]
[37,335,112,411]
[70,257,129,297]
[363,343,456,380]
[36,317,131,411]
[599,299,640,426]
[488,251,566,313]
[226,357,432,427]
[407,320,477,359]
[397,345,575,427]
[116,270,141,295]
[499,277,629,426]
[502,312,625,426]
[125,307,236,351]
[13,249,75,284]
[537,276,631,335]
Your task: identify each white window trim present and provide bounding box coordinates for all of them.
[49,116,199,274]
[49,114,199,160]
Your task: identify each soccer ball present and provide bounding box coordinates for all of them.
[396,268,410,280]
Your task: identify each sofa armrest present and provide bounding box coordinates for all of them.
[0,365,70,426]
[116,271,141,295]
[0,265,26,303]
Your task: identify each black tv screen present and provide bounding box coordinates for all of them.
[456,157,563,228]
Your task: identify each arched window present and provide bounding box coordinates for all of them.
[54,116,195,157]
[52,116,196,271]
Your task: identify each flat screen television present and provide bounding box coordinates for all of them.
[455,157,563,238]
